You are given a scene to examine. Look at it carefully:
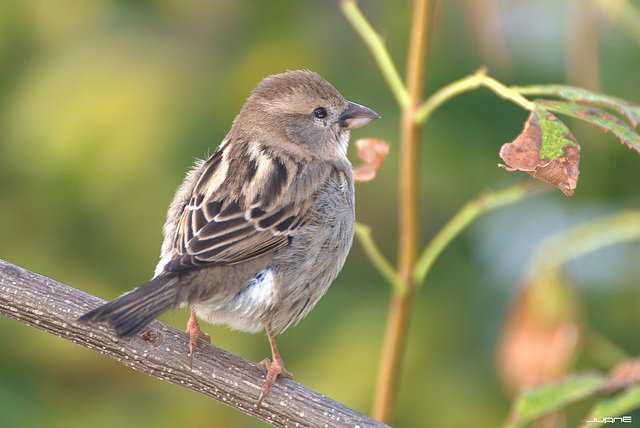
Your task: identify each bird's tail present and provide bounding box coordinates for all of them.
[78,272,185,337]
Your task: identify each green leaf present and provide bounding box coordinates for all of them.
[579,385,640,428]
[505,372,607,428]
[535,106,579,160]
[514,84,640,128]
[537,100,640,154]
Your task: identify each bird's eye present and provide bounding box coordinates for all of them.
[313,107,327,119]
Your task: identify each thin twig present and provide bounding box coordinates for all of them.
[354,222,408,294]
[0,258,389,428]
[413,182,548,286]
[341,0,410,108]
[526,210,640,278]
[414,67,536,125]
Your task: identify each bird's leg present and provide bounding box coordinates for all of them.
[186,309,211,368]
[257,322,293,410]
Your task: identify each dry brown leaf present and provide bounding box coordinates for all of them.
[496,271,582,395]
[499,109,580,196]
[353,138,390,182]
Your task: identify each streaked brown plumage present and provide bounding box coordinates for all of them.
[79,70,379,408]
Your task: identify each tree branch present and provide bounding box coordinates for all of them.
[0,258,389,428]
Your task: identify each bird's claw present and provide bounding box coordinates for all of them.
[256,356,293,410]
[186,310,211,368]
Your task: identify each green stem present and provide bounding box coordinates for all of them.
[483,74,537,110]
[354,222,408,294]
[340,0,411,108]
[414,68,536,125]
[413,182,547,286]
[527,210,640,278]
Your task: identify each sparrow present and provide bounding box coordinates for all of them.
[79,70,380,409]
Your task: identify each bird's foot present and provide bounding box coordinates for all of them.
[186,310,211,368]
[257,355,293,410]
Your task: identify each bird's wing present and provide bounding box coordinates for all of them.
[165,143,324,272]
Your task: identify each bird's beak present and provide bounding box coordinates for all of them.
[339,101,381,129]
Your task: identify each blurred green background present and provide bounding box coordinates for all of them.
[1,0,640,426]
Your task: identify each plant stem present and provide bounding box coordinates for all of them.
[372,290,414,422]
[415,68,535,125]
[527,210,640,278]
[372,0,434,423]
[340,0,410,108]
[354,222,408,294]
[413,182,547,286]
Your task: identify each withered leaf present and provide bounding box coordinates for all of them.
[499,107,580,196]
[496,271,582,395]
[353,138,390,182]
